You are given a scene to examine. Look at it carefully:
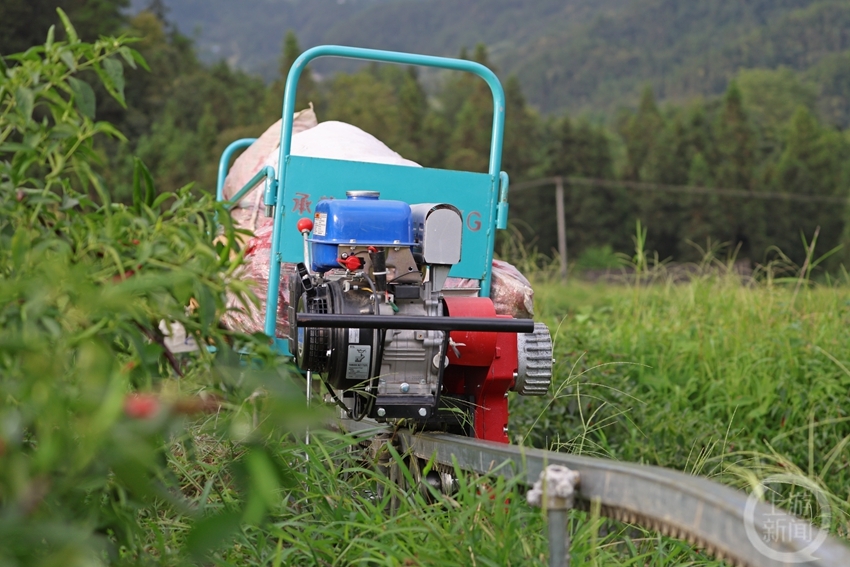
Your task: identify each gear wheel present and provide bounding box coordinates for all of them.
[514,322,553,396]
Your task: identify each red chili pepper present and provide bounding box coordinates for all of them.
[112,269,136,283]
[124,393,159,419]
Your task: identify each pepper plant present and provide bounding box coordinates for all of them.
[0,12,311,566]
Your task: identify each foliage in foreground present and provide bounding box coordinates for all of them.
[0,16,314,566]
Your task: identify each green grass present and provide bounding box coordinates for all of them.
[155,429,729,566]
[514,275,850,535]
[132,273,849,566]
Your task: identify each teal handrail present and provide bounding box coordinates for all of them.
[277,46,506,183]
[224,166,276,211]
[265,46,508,341]
[216,138,256,202]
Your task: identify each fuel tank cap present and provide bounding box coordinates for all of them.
[346,190,380,200]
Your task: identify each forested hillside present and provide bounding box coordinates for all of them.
[3,0,849,270]
[509,0,850,119]
[148,0,850,124]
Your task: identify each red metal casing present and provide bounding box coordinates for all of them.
[442,296,518,443]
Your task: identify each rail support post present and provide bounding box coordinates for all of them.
[527,465,580,567]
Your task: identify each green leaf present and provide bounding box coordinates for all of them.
[60,193,80,210]
[0,142,31,153]
[132,158,155,210]
[194,284,216,331]
[15,87,34,122]
[0,55,6,76]
[92,121,127,142]
[102,58,125,103]
[40,316,62,338]
[68,77,96,119]
[172,277,194,305]
[130,49,151,71]
[141,161,155,207]
[56,8,78,43]
[11,227,28,269]
[117,47,137,70]
[45,25,55,50]
[185,511,242,559]
[242,448,282,524]
[152,192,174,209]
[111,457,160,501]
[132,159,143,210]
[59,50,76,71]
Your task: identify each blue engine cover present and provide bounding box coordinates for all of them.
[310,191,413,272]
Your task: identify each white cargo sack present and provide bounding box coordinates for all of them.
[222,104,320,207]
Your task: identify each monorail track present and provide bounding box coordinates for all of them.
[340,418,850,567]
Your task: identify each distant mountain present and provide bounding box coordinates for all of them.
[129,0,385,76]
[133,0,617,79]
[511,0,850,115]
[137,0,850,122]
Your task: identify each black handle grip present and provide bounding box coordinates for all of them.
[295,313,534,333]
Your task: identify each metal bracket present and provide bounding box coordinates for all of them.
[496,171,510,229]
[527,465,580,567]
[263,176,278,218]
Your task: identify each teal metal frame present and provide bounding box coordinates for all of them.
[217,45,509,355]
[217,138,256,203]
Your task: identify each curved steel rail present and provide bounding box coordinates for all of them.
[340,419,850,567]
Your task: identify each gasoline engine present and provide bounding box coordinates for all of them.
[287,191,552,443]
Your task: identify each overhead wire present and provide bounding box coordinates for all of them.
[513,175,850,204]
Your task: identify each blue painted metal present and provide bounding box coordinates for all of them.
[224,166,276,211]
[230,45,508,353]
[216,138,256,202]
[310,194,413,272]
